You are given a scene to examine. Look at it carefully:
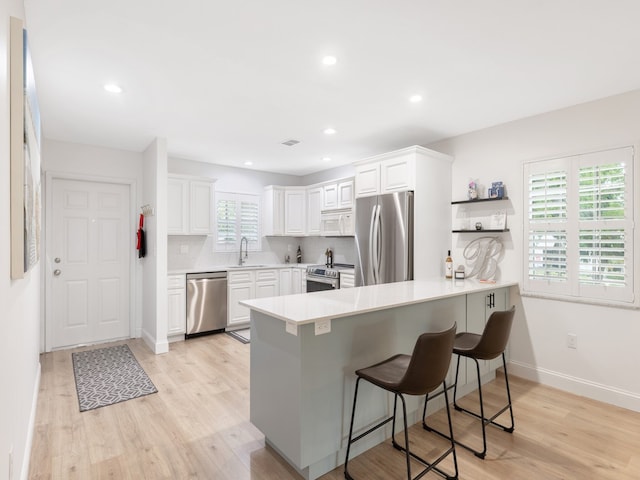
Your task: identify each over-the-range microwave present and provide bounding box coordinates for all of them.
[320,209,355,236]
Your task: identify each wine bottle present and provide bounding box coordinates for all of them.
[296,245,302,263]
[445,250,453,279]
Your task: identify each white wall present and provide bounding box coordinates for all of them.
[430,89,640,411]
[1,4,42,480]
[141,139,168,354]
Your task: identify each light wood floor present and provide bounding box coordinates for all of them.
[29,334,640,479]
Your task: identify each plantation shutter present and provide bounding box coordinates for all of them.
[523,147,634,304]
[214,192,261,252]
[523,158,571,295]
[576,148,633,302]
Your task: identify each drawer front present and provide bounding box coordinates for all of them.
[228,270,255,284]
[167,274,185,290]
[256,269,278,282]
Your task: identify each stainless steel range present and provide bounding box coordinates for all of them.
[306,263,355,292]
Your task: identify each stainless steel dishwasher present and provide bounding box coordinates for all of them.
[186,271,228,338]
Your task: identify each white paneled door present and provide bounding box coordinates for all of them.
[49,178,131,349]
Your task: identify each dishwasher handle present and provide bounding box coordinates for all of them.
[186,271,227,280]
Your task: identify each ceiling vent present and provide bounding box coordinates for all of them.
[281,139,300,147]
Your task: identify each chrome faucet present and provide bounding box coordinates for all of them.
[239,236,249,265]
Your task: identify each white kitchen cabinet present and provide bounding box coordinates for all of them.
[285,188,306,236]
[340,272,355,288]
[228,269,278,327]
[337,180,354,209]
[279,268,293,296]
[263,186,285,236]
[323,179,354,210]
[167,274,186,338]
[255,269,279,299]
[279,267,305,295]
[354,163,380,198]
[227,270,255,327]
[291,268,303,294]
[354,149,420,198]
[167,178,189,234]
[167,175,214,235]
[307,187,323,236]
[380,155,415,193]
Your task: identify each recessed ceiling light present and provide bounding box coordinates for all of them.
[104,83,123,94]
[323,128,336,135]
[409,94,423,103]
[322,56,337,66]
[244,161,253,166]
[322,157,332,162]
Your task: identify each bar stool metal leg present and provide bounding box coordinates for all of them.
[452,353,515,459]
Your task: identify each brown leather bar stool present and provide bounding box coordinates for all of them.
[344,324,459,480]
[423,306,516,459]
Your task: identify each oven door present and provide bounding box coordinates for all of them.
[306,274,339,292]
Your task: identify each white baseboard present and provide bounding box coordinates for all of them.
[21,362,41,480]
[509,361,640,413]
[141,329,169,354]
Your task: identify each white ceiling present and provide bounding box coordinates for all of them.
[23,0,640,176]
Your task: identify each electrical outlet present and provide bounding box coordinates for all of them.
[567,333,577,349]
[315,319,331,335]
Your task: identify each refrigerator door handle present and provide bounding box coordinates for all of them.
[368,204,377,283]
[372,204,382,284]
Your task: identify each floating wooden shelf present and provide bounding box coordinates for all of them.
[451,196,509,205]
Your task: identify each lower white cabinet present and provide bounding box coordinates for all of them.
[227,270,255,327]
[340,272,355,288]
[255,269,279,298]
[167,274,186,337]
[279,267,306,295]
[228,269,278,327]
[279,268,293,296]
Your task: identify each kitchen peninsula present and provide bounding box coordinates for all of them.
[242,278,518,480]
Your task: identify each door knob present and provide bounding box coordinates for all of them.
[53,269,62,276]
[54,257,61,263]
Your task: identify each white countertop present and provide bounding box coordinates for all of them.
[241,278,518,325]
[168,263,312,275]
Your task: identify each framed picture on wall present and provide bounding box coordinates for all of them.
[10,17,42,279]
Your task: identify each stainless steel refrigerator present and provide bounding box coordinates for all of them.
[354,191,414,286]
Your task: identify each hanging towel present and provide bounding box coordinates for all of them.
[137,213,146,258]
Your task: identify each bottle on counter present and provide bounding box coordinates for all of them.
[296,245,302,263]
[445,250,453,279]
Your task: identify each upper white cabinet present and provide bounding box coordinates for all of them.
[285,188,306,236]
[337,180,354,209]
[354,163,380,198]
[263,186,285,236]
[306,187,323,236]
[264,177,353,237]
[355,152,415,198]
[323,179,354,210]
[264,186,306,236]
[167,175,214,235]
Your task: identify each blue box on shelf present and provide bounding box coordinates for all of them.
[489,181,504,199]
